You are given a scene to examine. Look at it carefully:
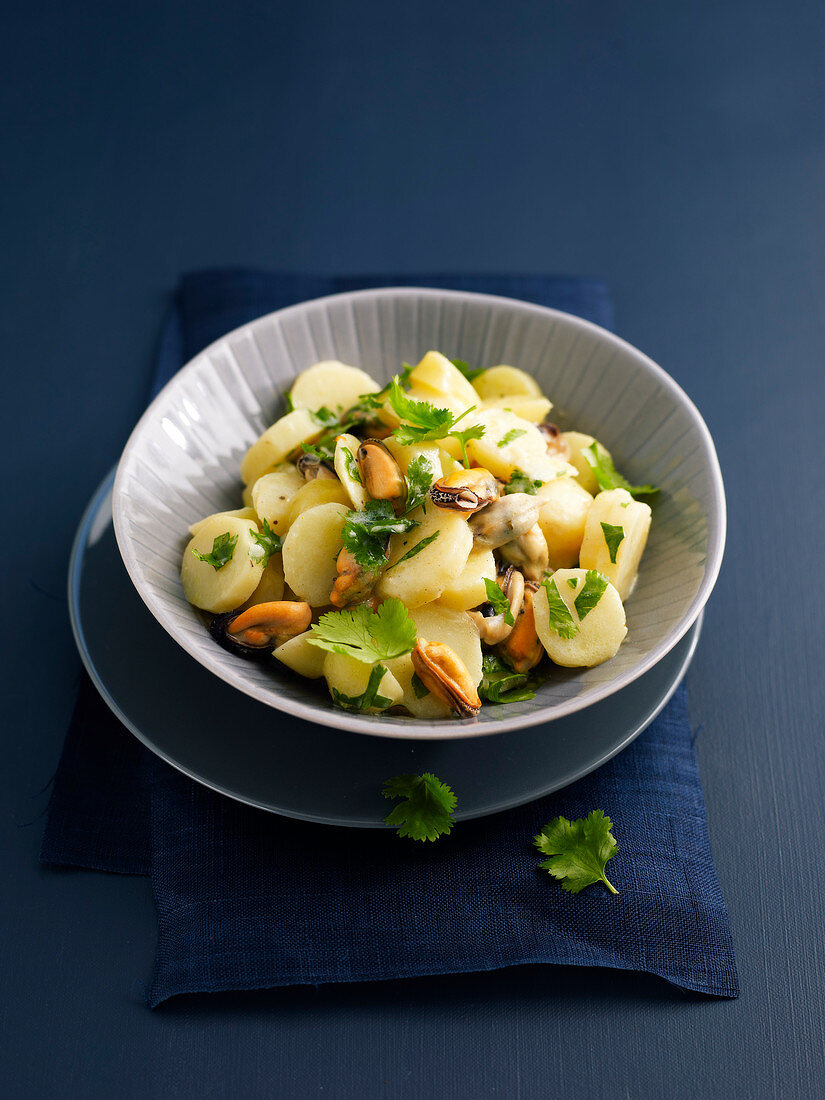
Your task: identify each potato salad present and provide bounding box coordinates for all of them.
[180,352,657,718]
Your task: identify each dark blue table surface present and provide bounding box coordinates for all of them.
[3,2,824,1096]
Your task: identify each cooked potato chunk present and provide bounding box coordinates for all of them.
[241,409,321,485]
[288,361,380,415]
[579,489,651,601]
[273,630,327,679]
[466,409,572,481]
[533,568,627,667]
[472,364,544,401]
[189,507,258,537]
[286,477,350,525]
[376,505,473,607]
[238,554,285,607]
[281,502,349,606]
[407,350,479,406]
[323,653,403,711]
[480,396,553,423]
[333,432,371,509]
[181,515,265,613]
[436,548,497,611]
[562,431,613,496]
[536,478,594,569]
[387,604,482,718]
[251,469,306,533]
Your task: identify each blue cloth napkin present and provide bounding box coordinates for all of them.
[42,271,738,1006]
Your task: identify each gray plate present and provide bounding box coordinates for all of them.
[70,472,702,827]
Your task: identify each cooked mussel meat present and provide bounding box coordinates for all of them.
[356,439,407,514]
[468,493,540,548]
[411,637,481,718]
[210,600,312,659]
[467,564,525,645]
[429,467,498,514]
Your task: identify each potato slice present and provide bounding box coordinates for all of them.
[273,630,326,679]
[323,653,403,711]
[333,432,370,509]
[181,515,265,613]
[561,431,613,496]
[240,409,321,485]
[251,469,306,533]
[287,478,350,526]
[579,489,652,601]
[386,604,482,718]
[238,554,285,608]
[536,478,594,569]
[472,364,544,401]
[189,507,258,537]
[436,548,497,611]
[466,409,571,481]
[376,505,473,607]
[407,350,479,407]
[481,396,553,424]
[533,569,626,667]
[281,502,349,606]
[288,361,381,415]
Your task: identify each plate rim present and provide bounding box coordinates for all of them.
[111,285,725,738]
[71,470,703,827]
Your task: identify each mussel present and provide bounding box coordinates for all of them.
[209,601,312,659]
[468,565,525,645]
[411,638,481,718]
[499,523,549,582]
[468,493,540,549]
[356,439,407,514]
[429,467,498,515]
[537,421,570,459]
[497,583,544,673]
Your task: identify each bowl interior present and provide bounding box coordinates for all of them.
[113,287,724,738]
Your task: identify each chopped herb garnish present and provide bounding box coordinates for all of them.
[505,469,542,495]
[309,405,341,428]
[341,500,418,572]
[404,455,435,513]
[450,423,486,467]
[498,428,527,448]
[249,519,283,566]
[573,570,608,619]
[567,577,579,589]
[301,437,337,464]
[483,578,515,626]
[411,671,430,699]
[540,577,579,639]
[307,599,417,664]
[387,530,440,569]
[387,379,484,462]
[191,531,238,571]
[534,810,619,895]
[342,447,363,485]
[450,358,486,382]
[478,653,548,704]
[331,664,394,713]
[583,442,659,497]
[600,522,625,564]
[383,772,457,841]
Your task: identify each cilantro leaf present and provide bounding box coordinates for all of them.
[404,455,435,513]
[383,772,457,841]
[398,361,415,387]
[343,447,363,485]
[449,423,486,467]
[450,358,487,382]
[249,519,283,566]
[498,428,527,448]
[540,577,579,639]
[583,442,659,497]
[309,406,341,429]
[410,671,430,699]
[191,531,238,571]
[573,570,608,619]
[301,437,337,464]
[478,653,542,703]
[331,664,394,713]
[567,577,579,589]
[387,377,481,459]
[505,469,542,495]
[307,599,417,663]
[483,578,515,626]
[600,522,625,564]
[341,500,418,572]
[387,530,440,569]
[534,809,619,894]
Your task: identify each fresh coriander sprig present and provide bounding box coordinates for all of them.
[584,442,659,498]
[249,519,283,566]
[387,378,485,464]
[383,772,457,841]
[534,810,619,894]
[450,358,487,382]
[483,578,515,626]
[478,653,548,704]
[191,532,238,571]
[307,599,417,663]
[341,501,418,572]
[404,455,435,513]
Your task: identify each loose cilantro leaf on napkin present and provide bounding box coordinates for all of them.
[498,428,527,448]
[191,532,238,571]
[600,522,625,563]
[584,442,659,497]
[387,530,440,569]
[383,772,457,841]
[540,577,579,639]
[331,664,394,713]
[404,455,435,513]
[483,578,515,626]
[573,570,608,619]
[249,519,283,566]
[307,599,417,663]
[478,653,545,704]
[505,469,542,495]
[341,501,418,572]
[534,810,619,894]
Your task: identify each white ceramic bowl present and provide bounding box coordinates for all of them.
[113,287,725,738]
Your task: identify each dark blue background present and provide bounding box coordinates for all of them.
[3,1,824,1096]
